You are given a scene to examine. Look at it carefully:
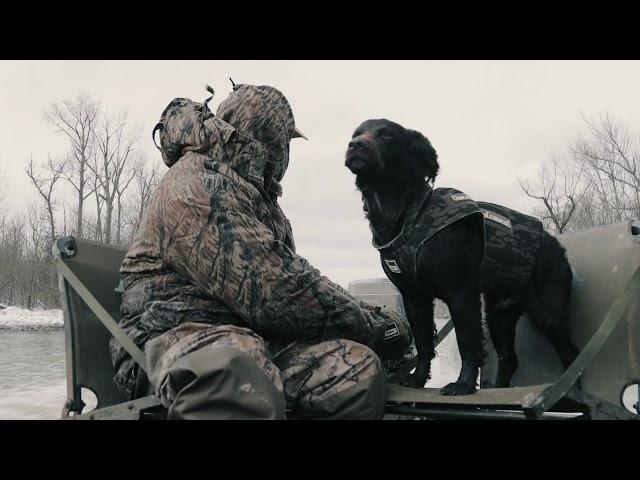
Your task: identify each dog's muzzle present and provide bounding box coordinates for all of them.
[345,151,367,172]
[345,136,373,172]
[348,137,369,153]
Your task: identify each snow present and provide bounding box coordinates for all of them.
[0,306,63,331]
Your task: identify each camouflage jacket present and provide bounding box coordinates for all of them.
[110,85,378,399]
[373,184,543,297]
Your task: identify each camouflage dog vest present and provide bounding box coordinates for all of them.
[372,186,544,297]
[475,201,544,295]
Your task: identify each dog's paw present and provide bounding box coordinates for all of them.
[402,372,428,389]
[493,378,511,389]
[440,381,476,396]
[493,373,513,389]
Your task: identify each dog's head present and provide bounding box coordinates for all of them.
[344,119,439,183]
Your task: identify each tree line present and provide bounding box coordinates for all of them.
[0,94,164,309]
[0,99,637,310]
[519,112,640,234]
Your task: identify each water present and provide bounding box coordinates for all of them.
[0,322,461,420]
[1,327,637,419]
[0,330,67,419]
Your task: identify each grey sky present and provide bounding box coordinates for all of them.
[2,60,640,287]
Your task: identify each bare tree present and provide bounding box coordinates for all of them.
[44,94,99,238]
[25,204,47,309]
[0,214,25,305]
[0,93,166,308]
[124,154,163,243]
[113,125,140,244]
[518,154,586,234]
[520,111,640,233]
[25,155,64,245]
[0,165,7,213]
[88,152,104,242]
[91,110,140,244]
[571,111,640,224]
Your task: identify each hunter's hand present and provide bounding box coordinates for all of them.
[363,305,413,360]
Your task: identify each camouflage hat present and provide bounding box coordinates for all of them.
[152,97,215,168]
[216,84,302,188]
[293,126,308,140]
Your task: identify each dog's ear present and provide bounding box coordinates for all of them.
[406,129,439,183]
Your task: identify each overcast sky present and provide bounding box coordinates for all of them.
[2,60,640,287]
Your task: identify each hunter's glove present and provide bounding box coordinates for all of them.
[363,305,413,360]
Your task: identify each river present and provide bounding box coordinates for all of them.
[1,323,636,419]
[0,330,67,419]
[0,317,464,420]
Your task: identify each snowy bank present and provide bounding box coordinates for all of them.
[0,306,63,331]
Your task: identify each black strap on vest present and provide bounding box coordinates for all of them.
[370,184,434,251]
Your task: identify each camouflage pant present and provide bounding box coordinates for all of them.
[145,322,386,419]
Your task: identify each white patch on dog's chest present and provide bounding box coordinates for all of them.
[482,209,512,229]
[384,259,402,274]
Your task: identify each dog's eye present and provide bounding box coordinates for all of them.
[378,130,394,139]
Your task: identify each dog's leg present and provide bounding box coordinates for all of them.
[401,294,436,388]
[527,236,580,376]
[546,326,579,371]
[528,299,580,390]
[440,283,485,396]
[486,295,525,388]
[527,300,579,372]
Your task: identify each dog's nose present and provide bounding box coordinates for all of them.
[348,138,367,152]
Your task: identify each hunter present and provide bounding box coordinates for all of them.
[109,83,411,419]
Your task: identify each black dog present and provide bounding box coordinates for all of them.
[345,119,579,395]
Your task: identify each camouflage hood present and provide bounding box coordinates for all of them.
[153,84,298,194]
[216,84,297,191]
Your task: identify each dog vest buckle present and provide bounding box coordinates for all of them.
[384,259,402,274]
[451,193,470,201]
